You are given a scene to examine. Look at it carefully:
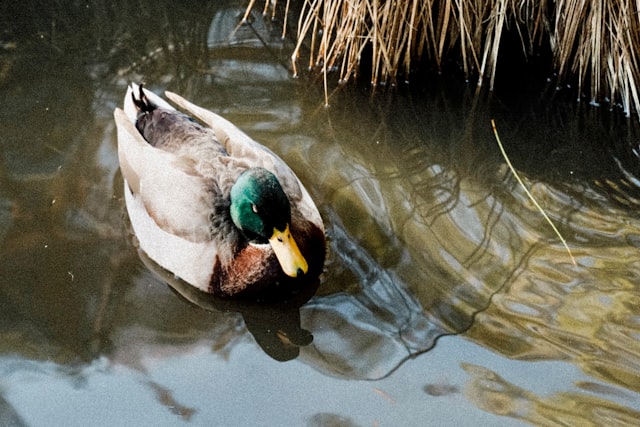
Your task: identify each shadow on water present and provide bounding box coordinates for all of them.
[1,0,640,424]
[139,249,318,362]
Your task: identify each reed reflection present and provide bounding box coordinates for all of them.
[463,363,640,425]
[296,87,640,392]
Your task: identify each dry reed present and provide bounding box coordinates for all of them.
[491,120,577,266]
[247,0,640,117]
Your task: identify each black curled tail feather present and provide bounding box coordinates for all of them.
[130,83,157,118]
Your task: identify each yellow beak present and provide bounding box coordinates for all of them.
[269,224,308,277]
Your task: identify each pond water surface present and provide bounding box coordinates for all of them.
[1,1,640,426]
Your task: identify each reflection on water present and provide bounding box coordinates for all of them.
[140,249,317,362]
[1,0,640,424]
[464,363,640,426]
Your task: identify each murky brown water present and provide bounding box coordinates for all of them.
[1,1,640,425]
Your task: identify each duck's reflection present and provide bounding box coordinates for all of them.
[0,394,27,427]
[139,249,318,362]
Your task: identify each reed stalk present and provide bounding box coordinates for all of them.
[492,120,577,266]
[249,0,640,117]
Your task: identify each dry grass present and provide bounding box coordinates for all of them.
[491,120,577,266]
[247,0,640,117]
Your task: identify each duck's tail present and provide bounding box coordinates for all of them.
[131,83,155,117]
[123,83,176,123]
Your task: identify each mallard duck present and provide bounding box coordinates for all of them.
[114,83,325,297]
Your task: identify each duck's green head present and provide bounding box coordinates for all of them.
[230,167,308,278]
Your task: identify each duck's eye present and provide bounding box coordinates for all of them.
[251,204,259,214]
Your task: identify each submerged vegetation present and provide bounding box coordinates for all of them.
[245,0,640,117]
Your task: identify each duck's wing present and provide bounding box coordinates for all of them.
[164,91,324,231]
[115,107,215,243]
[116,101,228,291]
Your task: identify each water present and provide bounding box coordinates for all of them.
[1,1,640,425]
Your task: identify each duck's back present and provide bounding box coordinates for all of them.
[135,95,229,160]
